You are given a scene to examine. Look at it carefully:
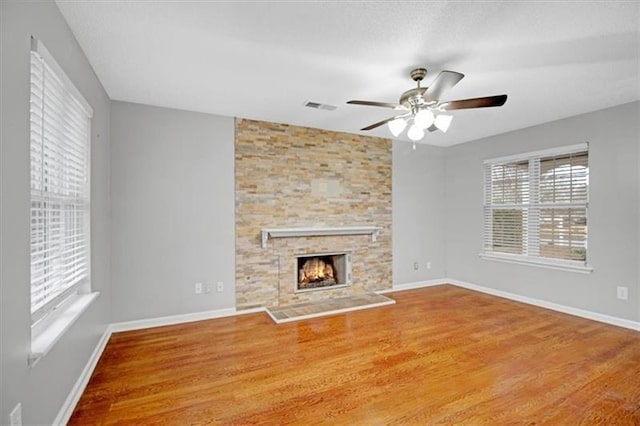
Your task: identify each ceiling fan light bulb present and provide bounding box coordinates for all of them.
[434,114,453,133]
[388,118,407,137]
[414,109,434,129]
[407,124,425,141]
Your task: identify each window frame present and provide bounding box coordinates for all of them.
[29,36,94,332]
[481,143,593,274]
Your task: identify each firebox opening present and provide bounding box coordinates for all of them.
[298,256,337,286]
[296,252,351,291]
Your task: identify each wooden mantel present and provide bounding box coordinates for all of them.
[260,226,382,249]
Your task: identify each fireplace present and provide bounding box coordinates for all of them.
[296,252,351,292]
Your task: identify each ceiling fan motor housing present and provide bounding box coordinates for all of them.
[399,87,428,109]
[400,68,432,110]
[410,68,427,82]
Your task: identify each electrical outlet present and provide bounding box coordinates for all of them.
[426,261,431,270]
[616,286,628,301]
[413,262,419,270]
[217,281,224,292]
[195,282,203,294]
[9,403,22,426]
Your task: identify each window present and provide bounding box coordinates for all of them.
[482,144,590,272]
[30,38,93,326]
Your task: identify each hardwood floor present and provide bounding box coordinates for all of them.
[70,285,640,425]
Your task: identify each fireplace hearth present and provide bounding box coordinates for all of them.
[296,252,351,292]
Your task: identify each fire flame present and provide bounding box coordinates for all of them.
[299,258,335,283]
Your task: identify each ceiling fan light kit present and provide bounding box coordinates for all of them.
[347,67,507,142]
[388,118,407,137]
[414,109,434,129]
[434,114,453,133]
[407,124,425,141]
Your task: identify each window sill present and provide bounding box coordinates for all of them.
[479,253,593,274]
[29,292,99,367]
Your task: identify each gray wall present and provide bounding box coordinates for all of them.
[445,102,640,321]
[110,101,235,322]
[1,3,637,422]
[393,142,446,284]
[0,1,112,424]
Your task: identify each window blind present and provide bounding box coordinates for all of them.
[30,38,92,324]
[483,144,589,266]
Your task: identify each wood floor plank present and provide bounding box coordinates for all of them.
[70,285,640,425]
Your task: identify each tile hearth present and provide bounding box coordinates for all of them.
[266,292,395,324]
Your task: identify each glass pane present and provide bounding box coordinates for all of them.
[540,152,588,203]
[492,209,524,254]
[539,208,587,261]
[491,161,529,205]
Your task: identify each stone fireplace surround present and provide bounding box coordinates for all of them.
[265,232,388,307]
[267,226,383,296]
[235,119,392,309]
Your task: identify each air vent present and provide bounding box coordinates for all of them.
[304,101,337,111]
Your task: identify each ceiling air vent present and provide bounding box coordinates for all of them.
[304,101,337,111]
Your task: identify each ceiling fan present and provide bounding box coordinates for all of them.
[347,68,507,141]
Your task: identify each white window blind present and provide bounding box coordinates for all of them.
[30,38,93,324]
[483,144,589,267]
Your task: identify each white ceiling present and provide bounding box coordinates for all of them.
[56,1,639,147]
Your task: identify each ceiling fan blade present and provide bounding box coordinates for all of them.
[442,94,508,110]
[347,100,401,109]
[361,116,398,131]
[422,71,465,102]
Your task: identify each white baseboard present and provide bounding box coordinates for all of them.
[55,279,638,424]
[446,278,640,331]
[55,305,242,424]
[233,306,268,316]
[380,279,448,293]
[53,326,112,425]
[387,278,639,331]
[110,307,237,332]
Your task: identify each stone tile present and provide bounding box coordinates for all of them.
[235,119,392,309]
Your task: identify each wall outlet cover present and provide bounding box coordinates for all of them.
[616,286,628,301]
[195,282,203,294]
